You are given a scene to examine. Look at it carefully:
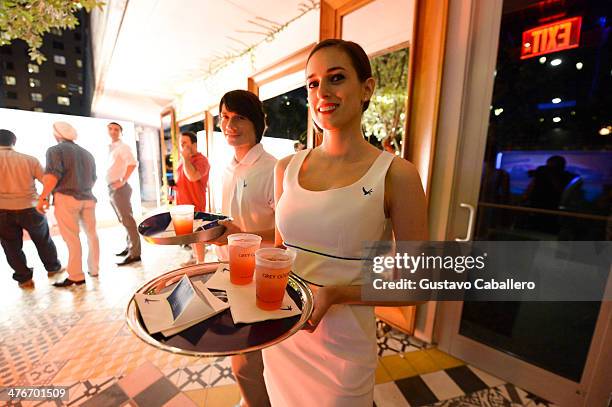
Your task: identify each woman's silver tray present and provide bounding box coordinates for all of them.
[138,211,228,245]
[125,262,314,357]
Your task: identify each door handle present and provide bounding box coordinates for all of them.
[455,203,475,241]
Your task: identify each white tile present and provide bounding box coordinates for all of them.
[208,358,236,387]
[420,370,464,402]
[179,364,213,390]
[467,365,506,388]
[373,381,411,407]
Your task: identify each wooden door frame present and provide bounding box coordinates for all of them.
[159,105,177,205]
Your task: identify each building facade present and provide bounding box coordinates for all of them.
[0,11,93,116]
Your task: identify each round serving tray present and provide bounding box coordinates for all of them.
[138,211,228,245]
[125,262,314,357]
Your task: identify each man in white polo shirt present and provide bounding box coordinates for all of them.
[106,122,141,266]
[213,90,276,407]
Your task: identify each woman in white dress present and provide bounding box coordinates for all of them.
[261,39,428,406]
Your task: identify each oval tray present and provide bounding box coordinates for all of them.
[125,262,313,357]
[138,211,228,245]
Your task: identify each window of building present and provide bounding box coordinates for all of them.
[33,107,44,112]
[31,93,43,102]
[57,83,68,92]
[262,87,308,141]
[6,91,18,99]
[50,28,62,36]
[52,40,64,50]
[3,61,15,70]
[28,63,40,74]
[3,75,16,86]
[77,72,83,81]
[0,47,12,55]
[75,46,82,54]
[53,55,66,65]
[29,78,41,88]
[78,86,83,95]
[57,96,70,106]
[76,59,83,68]
[55,69,67,78]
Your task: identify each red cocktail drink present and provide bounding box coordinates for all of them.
[169,204,194,236]
[255,248,296,310]
[228,234,262,285]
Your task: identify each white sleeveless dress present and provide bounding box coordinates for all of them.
[262,149,395,407]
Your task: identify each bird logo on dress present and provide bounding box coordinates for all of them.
[362,187,373,196]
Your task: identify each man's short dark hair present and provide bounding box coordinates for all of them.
[0,129,16,146]
[108,122,123,131]
[219,90,267,143]
[181,131,197,144]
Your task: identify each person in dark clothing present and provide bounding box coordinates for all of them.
[0,129,63,288]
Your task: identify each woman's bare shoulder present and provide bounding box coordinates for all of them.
[275,153,295,177]
[387,156,423,186]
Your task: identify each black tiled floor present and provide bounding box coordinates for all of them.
[445,365,488,394]
[395,375,439,406]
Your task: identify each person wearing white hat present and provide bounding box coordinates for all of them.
[37,121,100,287]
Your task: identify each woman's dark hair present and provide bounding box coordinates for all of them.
[0,129,16,146]
[219,90,267,143]
[307,39,373,112]
[181,131,197,144]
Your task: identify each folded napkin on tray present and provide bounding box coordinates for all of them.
[135,275,229,337]
[205,264,301,324]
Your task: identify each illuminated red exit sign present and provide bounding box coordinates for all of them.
[521,17,582,59]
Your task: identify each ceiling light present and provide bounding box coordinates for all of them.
[552,98,561,104]
[494,108,504,116]
[539,56,547,64]
[599,127,611,136]
[550,59,562,66]
[553,117,561,123]
[576,62,583,70]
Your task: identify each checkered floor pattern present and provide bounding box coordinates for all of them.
[0,226,556,406]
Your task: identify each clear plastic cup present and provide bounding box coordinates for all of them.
[255,248,296,310]
[227,233,262,285]
[170,204,195,235]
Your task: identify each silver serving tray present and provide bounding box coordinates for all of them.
[125,262,314,357]
[138,211,228,245]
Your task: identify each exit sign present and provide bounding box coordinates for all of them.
[521,17,582,59]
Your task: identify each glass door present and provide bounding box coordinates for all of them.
[438,0,611,405]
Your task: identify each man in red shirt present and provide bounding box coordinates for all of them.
[175,131,210,264]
